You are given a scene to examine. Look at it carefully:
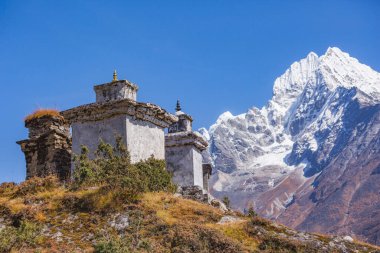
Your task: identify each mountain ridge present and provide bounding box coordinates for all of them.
[200,47,380,245]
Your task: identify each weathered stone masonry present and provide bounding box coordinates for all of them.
[16,115,71,181]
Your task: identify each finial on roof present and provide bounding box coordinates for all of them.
[112,70,118,82]
[176,99,181,112]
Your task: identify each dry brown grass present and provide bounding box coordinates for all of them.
[1,178,379,252]
[141,193,257,252]
[210,222,259,250]
[142,192,223,225]
[311,232,332,242]
[353,239,380,251]
[24,108,62,122]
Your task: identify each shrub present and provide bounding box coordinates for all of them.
[0,221,41,252]
[258,236,297,252]
[222,196,230,209]
[0,205,11,217]
[0,226,17,253]
[16,221,41,245]
[167,224,243,253]
[71,145,98,188]
[94,235,130,253]
[0,182,17,195]
[71,137,176,207]
[246,203,257,218]
[59,192,95,212]
[248,216,271,228]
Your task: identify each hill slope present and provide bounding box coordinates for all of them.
[0,177,379,252]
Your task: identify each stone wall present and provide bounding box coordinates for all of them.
[202,164,212,192]
[71,115,127,159]
[125,116,165,162]
[192,148,204,188]
[165,145,203,187]
[165,131,208,190]
[94,80,138,103]
[71,114,165,163]
[63,97,177,165]
[17,115,71,181]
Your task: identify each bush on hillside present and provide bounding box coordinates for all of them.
[0,221,42,253]
[222,196,230,208]
[246,203,257,218]
[71,137,176,205]
[94,235,131,253]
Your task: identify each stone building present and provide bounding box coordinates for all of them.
[61,71,177,163]
[165,100,212,193]
[17,71,212,193]
[16,114,71,181]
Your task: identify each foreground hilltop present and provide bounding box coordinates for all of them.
[0,176,379,253]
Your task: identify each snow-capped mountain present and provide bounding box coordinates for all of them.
[201,47,380,245]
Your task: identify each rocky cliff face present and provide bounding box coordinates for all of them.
[201,47,380,245]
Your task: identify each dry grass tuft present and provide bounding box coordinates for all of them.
[353,239,380,250]
[210,222,259,250]
[24,109,62,122]
[14,176,61,197]
[142,192,223,225]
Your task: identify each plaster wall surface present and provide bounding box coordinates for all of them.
[202,169,209,191]
[165,145,204,188]
[71,115,127,158]
[71,114,165,163]
[165,145,194,186]
[192,149,204,188]
[125,116,165,163]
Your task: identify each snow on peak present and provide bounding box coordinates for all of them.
[325,47,347,58]
[319,47,380,98]
[203,47,380,216]
[217,111,234,123]
[272,50,319,111]
[197,127,210,141]
[209,111,234,134]
[270,47,380,117]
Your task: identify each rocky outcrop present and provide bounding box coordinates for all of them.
[177,185,209,203]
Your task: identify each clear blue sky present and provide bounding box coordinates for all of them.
[0,0,379,182]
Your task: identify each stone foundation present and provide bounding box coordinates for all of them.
[177,185,209,203]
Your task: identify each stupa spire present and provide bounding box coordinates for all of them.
[176,99,181,112]
[112,70,118,82]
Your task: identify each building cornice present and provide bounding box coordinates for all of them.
[61,98,178,128]
[93,79,139,92]
[165,131,208,151]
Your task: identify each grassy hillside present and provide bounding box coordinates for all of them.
[0,177,379,253]
[2,140,378,252]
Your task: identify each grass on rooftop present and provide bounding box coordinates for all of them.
[24,109,62,123]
